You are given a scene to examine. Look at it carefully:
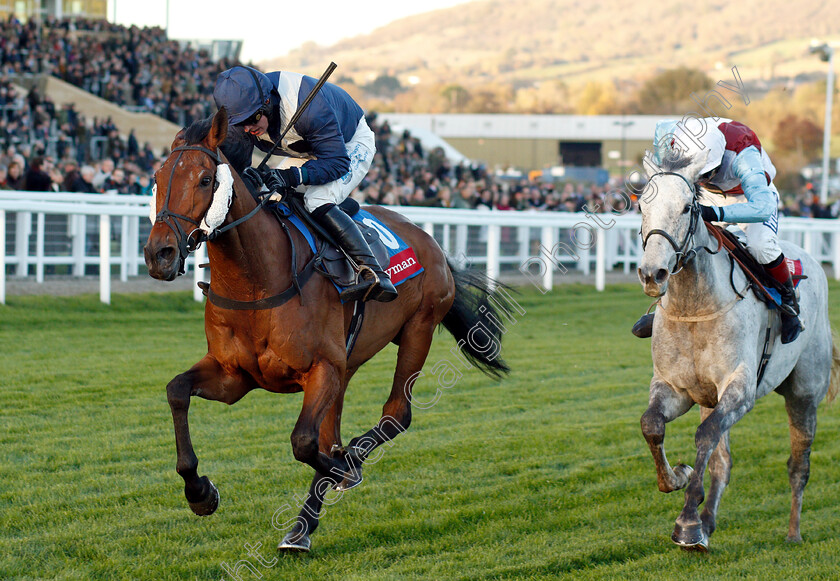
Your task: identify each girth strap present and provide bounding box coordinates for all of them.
[198,211,324,310]
[199,254,319,310]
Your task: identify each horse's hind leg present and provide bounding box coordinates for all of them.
[699,407,732,540]
[167,355,252,516]
[345,316,438,474]
[778,335,831,543]
[640,379,695,493]
[782,389,820,543]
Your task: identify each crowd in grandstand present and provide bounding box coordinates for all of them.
[0,15,836,220]
[0,16,232,127]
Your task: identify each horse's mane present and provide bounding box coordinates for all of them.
[183,117,253,176]
[658,154,693,173]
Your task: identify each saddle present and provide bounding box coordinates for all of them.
[271,193,390,288]
[704,222,805,309]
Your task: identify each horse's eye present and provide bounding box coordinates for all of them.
[200,176,213,188]
[682,204,691,214]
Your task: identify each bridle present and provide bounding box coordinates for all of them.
[152,144,270,275]
[641,171,719,275]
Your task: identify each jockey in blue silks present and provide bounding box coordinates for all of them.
[633,117,802,343]
[213,66,397,303]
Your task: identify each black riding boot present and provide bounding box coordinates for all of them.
[632,312,655,338]
[314,204,398,303]
[778,277,803,344]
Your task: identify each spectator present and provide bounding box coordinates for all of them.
[69,165,98,193]
[6,159,23,189]
[92,158,114,191]
[102,166,129,194]
[23,156,52,191]
[128,172,153,196]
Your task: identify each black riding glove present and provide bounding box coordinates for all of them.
[257,167,303,193]
[240,167,263,192]
[700,204,724,222]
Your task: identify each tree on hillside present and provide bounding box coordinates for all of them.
[773,114,823,158]
[576,81,619,115]
[633,67,714,114]
[441,84,471,112]
[514,80,574,114]
[365,74,404,99]
[464,84,513,113]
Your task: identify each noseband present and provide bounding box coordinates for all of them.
[641,171,715,275]
[153,145,222,275]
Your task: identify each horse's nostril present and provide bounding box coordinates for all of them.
[654,268,669,284]
[157,246,176,264]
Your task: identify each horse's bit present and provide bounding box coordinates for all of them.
[641,171,719,274]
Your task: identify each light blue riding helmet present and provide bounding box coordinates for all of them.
[652,118,725,175]
[213,66,273,125]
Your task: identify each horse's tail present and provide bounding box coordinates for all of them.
[441,258,512,379]
[827,330,840,404]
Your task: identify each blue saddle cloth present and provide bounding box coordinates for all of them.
[274,202,424,296]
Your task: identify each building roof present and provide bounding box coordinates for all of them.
[377,113,662,141]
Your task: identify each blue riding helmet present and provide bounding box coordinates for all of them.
[213,66,273,125]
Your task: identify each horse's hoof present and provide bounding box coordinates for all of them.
[333,473,363,492]
[187,477,219,516]
[278,531,311,553]
[786,534,803,544]
[672,522,709,552]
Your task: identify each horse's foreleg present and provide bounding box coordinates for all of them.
[698,407,732,540]
[674,375,753,551]
[167,356,251,516]
[279,387,349,553]
[290,362,355,481]
[783,393,818,543]
[345,321,436,477]
[640,379,694,493]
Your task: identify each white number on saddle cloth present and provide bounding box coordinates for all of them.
[361,217,400,250]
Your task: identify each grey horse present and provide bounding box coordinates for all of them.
[636,150,839,551]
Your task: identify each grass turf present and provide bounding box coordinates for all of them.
[1,284,839,580]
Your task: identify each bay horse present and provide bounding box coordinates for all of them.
[637,150,839,551]
[144,108,509,552]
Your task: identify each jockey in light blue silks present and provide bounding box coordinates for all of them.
[213,66,397,303]
[633,117,803,343]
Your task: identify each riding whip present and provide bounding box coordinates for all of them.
[256,61,338,171]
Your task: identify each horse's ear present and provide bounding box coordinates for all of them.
[642,151,658,179]
[171,128,186,150]
[208,108,229,149]
[685,149,710,182]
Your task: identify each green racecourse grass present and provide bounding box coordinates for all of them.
[2,283,840,581]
